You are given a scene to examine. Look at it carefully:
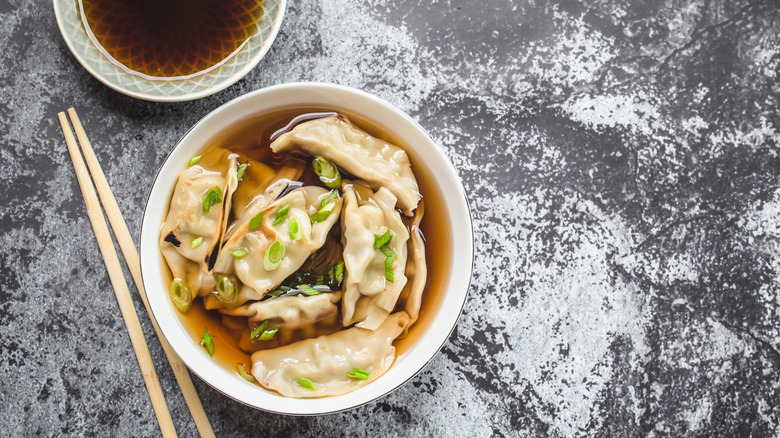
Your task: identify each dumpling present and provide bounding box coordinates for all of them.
[251,311,410,398]
[160,150,238,295]
[230,155,304,221]
[221,292,343,350]
[398,201,427,336]
[269,115,421,215]
[341,185,409,330]
[205,186,342,309]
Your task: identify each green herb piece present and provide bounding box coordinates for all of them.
[202,186,222,213]
[272,205,289,226]
[346,368,370,380]
[230,248,248,258]
[250,320,268,340]
[380,245,396,283]
[264,241,285,270]
[259,325,279,341]
[189,155,201,166]
[249,212,263,230]
[267,286,290,297]
[334,261,344,284]
[296,376,316,390]
[310,209,331,223]
[190,236,203,249]
[169,279,192,313]
[312,157,342,189]
[236,162,248,181]
[320,190,339,209]
[373,230,393,250]
[309,251,318,261]
[216,275,237,303]
[237,362,255,382]
[200,328,214,356]
[288,217,302,240]
[297,284,319,296]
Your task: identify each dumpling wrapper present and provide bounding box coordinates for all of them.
[341,185,409,330]
[206,186,342,309]
[251,311,410,398]
[160,151,238,295]
[398,201,427,336]
[270,114,421,216]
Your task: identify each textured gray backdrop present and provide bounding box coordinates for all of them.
[2,0,780,436]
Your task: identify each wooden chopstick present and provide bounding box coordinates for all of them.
[66,108,216,438]
[58,112,178,438]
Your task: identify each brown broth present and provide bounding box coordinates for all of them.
[81,0,263,78]
[163,106,452,381]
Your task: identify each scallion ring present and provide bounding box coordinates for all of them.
[169,279,192,313]
[264,241,285,271]
[237,362,255,382]
[312,157,342,189]
[288,217,302,240]
[215,274,238,304]
[190,236,203,249]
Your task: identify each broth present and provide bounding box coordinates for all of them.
[162,107,452,382]
[81,0,263,78]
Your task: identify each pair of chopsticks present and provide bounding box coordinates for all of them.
[58,109,215,438]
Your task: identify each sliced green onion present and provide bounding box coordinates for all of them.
[288,217,302,240]
[380,245,396,283]
[202,186,222,213]
[250,320,268,340]
[320,190,339,209]
[200,328,214,356]
[309,251,318,261]
[267,286,290,297]
[272,205,289,226]
[237,362,255,382]
[216,274,238,303]
[346,368,370,380]
[169,279,192,313]
[230,248,248,258]
[236,162,248,181]
[190,236,203,249]
[373,230,393,249]
[189,155,201,166]
[264,241,285,271]
[334,261,344,284]
[296,376,316,390]
[312,157,342,189]
[259,325,279,341]
[249,212,263,231]
[297,284,319,296]
[310,209,331,223]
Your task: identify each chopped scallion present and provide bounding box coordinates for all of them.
[216,275,238,303]
[189,155,201,166]
[200,328,214,356]
[250,320,268,340]
[272,205,289,226]
[334,261,344,284]
[249,212,263,231]
[264,241,285,270]
[320,190,339,209]
[373,230,393,249]
[267,286,290,297]
[190,236,203,249]
[380,245,396,283]
[237,362,255,382]
[259,325,279,341]
[169,279,192,313]
[289,217,302,240]
[236,162,248,181]
[310,209,331,223]
[312,157,342,189]
[296,376,316,390]
[202,186,222,213]
[297,284,319,296]
[346,368,370,380]
[230,248,248,258]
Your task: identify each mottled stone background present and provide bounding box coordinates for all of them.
[1,0,779,436]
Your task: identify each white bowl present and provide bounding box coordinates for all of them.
[139,83,473,414]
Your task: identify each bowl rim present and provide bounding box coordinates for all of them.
[139,82,474,415]
[52,0,287,102]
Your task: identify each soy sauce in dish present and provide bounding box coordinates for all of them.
[80,0,264,79]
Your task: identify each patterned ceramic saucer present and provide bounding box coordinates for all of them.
[53,0,286,102]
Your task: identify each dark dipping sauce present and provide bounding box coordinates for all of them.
[80,0,263,78]
[161,107,451,380]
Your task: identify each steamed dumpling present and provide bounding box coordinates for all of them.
[206,186,342,309]
[341,185,409,330]
[398,201,427,336]
[251,311,410,398]
[160,150,238,294]
[269,115,421,215]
